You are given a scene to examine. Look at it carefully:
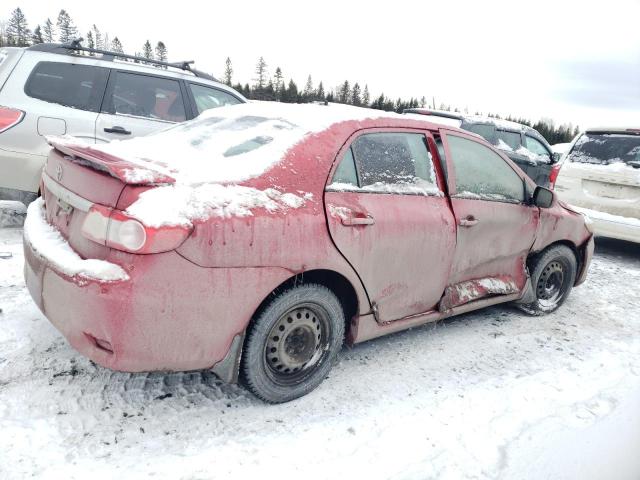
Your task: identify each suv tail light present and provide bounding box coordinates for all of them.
[0,106,24,133]
[549,163,562,189]
[81,205,191,254]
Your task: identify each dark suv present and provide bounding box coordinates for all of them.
[404,109,561,188]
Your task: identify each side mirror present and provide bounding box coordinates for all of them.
[552,152,562,163]
[533,186,554,208]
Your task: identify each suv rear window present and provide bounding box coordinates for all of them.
[568,133,640,166]
[25,61,109,112]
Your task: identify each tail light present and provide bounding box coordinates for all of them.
[81,205,191,254]
[0,106,24,133]
[549,163,562,189]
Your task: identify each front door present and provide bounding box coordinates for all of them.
[95,70,188,143]
[324,130,456,322]
[440,131,539,307]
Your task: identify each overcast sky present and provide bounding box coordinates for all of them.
[6,0,640,129]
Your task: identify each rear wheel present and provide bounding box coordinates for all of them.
[241,284,345,403]
[519,245,577,315]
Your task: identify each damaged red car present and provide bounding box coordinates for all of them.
[23,103,594,403]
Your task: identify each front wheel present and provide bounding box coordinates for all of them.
[241,284,345,403]
[519,245,577,315]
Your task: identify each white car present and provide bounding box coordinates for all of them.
[0,40,245,205]
[555,128,640,243]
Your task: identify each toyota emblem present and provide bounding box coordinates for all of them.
[56,164,63,182]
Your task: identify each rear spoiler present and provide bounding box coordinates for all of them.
[46,136,175,185]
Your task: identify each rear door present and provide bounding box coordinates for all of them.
[440,130,539,306]
[95,70,188,143]
[324,129,456,322]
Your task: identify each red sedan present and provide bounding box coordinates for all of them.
[23,103,594,403]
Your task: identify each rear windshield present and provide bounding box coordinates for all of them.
[568,134,640,165]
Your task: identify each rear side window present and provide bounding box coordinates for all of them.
[189,84,242,114]
[25,61,109,112]
[447,134,524,203]
[568,133,640,166]
[328,132,440,195]
[495,130,521,150]
[464,123,495,143]
[108,72,186,122]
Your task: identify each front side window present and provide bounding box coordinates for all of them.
[495,130,521,150]
[328,132,440,195]
[447,134,524,203]
[524,135,551,160]
[109,72,186,122]
[25,61,109,112]
[189,84,242,115]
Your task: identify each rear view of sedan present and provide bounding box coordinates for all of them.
[24,102,594,403]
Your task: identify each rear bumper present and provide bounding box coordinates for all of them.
[591,217,640,244]
[575,235,594,287]
[23,221,291,377]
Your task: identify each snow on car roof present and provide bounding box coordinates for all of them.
[93,102,408,185]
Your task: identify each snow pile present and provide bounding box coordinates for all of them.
[495,139,514,152]
[126,184,307,228]
[327,179,441,196]
[23,198,129,282]
[0,200,26,228]
[551,142,570,154]
[93,102,404,185]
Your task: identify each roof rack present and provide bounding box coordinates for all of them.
[403,108,464,121]
[27,39,218,82]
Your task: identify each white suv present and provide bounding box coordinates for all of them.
[0,41,246,204]
[555,128,640,243]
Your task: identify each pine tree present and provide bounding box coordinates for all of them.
[7,8,31,47]
[92,24,102,49]
[286,79,299,103]
[223,57,233,85]
[111,37,124,54]
[338,81,350,104]
[32,25,44,45]
[303,75,314,101]
[351,83,362,106]
[254,56,268,92]
[362,84,370,106]
[56,10,77,43]
[316,81,325,102]
[103,33,110,52]
[86,30,94,53]
[273,67,283,101]
[142,40,153,60]
[155,41,168,65]
[42,18,54,43]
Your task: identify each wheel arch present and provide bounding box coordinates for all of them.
[527,239,582,285]
[247,269,360,345]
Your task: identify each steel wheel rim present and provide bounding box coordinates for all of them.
[264,303,330,386]
[537,260,566,308]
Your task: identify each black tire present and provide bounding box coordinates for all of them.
[519,245,577,315]
[241,283,345,403]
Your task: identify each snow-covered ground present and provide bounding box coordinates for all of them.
[1,224,640,480]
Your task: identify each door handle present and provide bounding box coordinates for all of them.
[458,216,479,227]
[341,214,375,226]
[104,126,131,135]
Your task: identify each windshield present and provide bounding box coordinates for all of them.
[568,133,640,165]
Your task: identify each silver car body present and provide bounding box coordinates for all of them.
[0,45,245,204]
